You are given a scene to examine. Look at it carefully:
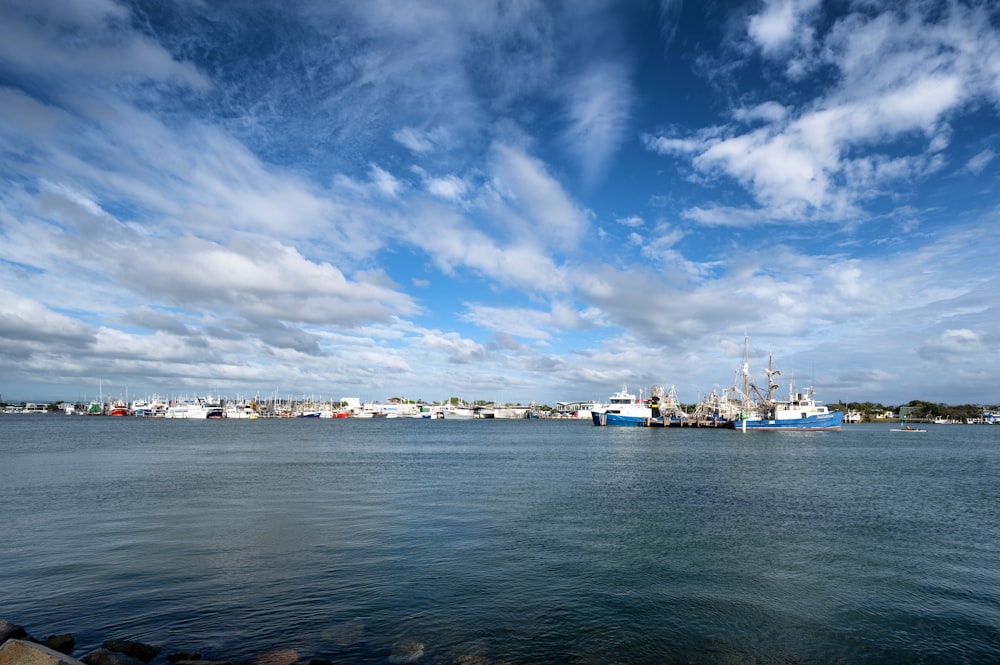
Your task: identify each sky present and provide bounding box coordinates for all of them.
[1,0,999,407]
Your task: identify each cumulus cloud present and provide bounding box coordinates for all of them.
[646,2,1000,225]
[747,0,822,57]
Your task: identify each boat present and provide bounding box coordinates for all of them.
[890,406,926,432]
[224,402,259,419]
[441,404,477,419]
[732,337,843,432]
[592,386,661,426]
[164,397,222,419]
[109,399,129,417]
[657,385,691,426]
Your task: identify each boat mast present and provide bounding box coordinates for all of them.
[742,335,750,410]
[766,353,780,402]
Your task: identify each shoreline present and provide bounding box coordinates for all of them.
[0,620,350,665]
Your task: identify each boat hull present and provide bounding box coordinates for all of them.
[734,411,844,431]
[592,411,657,427]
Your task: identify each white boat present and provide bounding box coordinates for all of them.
[164,397,223,419]
[131,397,168,417]
[592,386,659,426]
[224,402,259,419]
[555,401,601,419]
[441,404,478,419]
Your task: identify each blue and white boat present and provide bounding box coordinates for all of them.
[734,385,844,431]
[733,337,843,432]
[592,386,661,427]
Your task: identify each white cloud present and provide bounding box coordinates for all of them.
[964,149,996,175]
[563,61,633,184]
[920,328,985,356]
[648,2,1000,224]
[0,0,209,92]
[489,143,591,245]
[425,174,469,202]
[617,215,644,228]
[369,164,404,198]
[732,101,789,124]
[393,127,435,153]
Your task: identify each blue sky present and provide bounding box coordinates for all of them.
[1,0,998,406]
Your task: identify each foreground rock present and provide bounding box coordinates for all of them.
[43,635,75,655]
[0,639,85,665]
[100,641,160,664]
[0,622,28,644]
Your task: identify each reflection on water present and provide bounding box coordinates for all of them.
[1,417,998,664]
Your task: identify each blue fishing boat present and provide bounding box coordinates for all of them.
[733,337,843,432]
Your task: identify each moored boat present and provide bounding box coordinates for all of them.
[224,403,259,419]
[734,386,844,431]
[164,397,221,419]
[441,404,477,419]
[592,386,661,426]
[732,337,843,432]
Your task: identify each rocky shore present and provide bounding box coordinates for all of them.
[0,619,491,665]
[0,620,337,665]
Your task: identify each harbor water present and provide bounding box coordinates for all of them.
[1,416,998,664]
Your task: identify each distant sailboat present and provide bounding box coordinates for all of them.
[890,406,926,432]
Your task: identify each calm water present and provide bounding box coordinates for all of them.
[1,416,998,664]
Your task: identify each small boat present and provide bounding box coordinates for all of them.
[592,386,661,426]
[890,406,926,432]
[109,400,129,417]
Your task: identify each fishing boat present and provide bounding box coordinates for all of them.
[890,406,926,432]
[732,337,843,432]
[164,396,223,419]
[592,386,661,427]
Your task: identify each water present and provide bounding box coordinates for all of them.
[1,417,998,664]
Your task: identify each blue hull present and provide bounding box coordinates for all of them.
[734,411,843,431]
[592,411,661,427]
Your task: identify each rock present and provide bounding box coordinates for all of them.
[320,618,364,647]
[251,649,298,665]
[171,660,231,665]
[81,648,146,665]
[387,638,424,664]
[305,660,333,665]
[166,653,201,663]
[43,635,75,655]
[100,641,160,664]
[0,622,28,644]
[0,639,85,665]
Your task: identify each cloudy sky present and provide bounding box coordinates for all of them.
[1,0,998,407]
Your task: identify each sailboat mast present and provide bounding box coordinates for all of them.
[742,335,750,409]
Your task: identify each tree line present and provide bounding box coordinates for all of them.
[828,400,998,421]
